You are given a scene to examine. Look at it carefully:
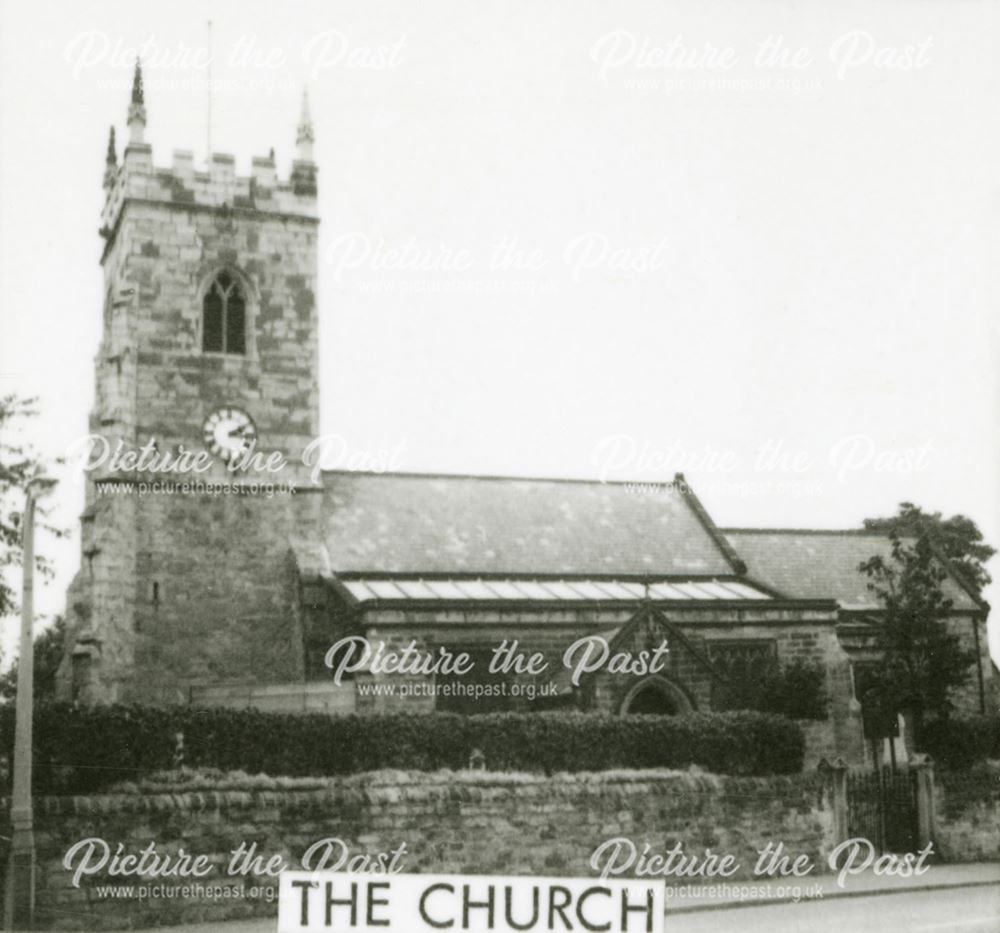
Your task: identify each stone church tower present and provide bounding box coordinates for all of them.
[58,64,321,704]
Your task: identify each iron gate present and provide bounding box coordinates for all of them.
[846,766,919,853]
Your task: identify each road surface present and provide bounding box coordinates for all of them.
[667,884,1000,932]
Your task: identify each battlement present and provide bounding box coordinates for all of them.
[100,63,318,245]
[101,144,318,239]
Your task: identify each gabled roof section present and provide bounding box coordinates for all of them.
[316,471,741,577]
[544,603,721,697]
[722,528,981,611]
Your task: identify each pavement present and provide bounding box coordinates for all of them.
[663,861,1000,914]
[29,862,1000,933]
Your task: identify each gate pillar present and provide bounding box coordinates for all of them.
[910,753,937,853]
[818,756,849,845]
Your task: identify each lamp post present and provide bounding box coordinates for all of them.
[5,469,53,930]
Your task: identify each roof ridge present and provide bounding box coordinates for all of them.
[321,468,693,488]
[721,527,898,537]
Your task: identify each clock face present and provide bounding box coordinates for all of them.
[202,407,257,461]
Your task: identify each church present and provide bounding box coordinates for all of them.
[57,66,994,767]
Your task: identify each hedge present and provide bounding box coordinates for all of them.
[0,704,805,795]
[921,715,1000,770]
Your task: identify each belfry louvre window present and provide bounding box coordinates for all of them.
[202,272,246,354]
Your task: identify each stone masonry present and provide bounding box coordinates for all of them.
[60,67,320,703]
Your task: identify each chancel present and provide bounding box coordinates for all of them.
[58,63,995,769]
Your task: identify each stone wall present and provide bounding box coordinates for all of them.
[947,615,994,716]
[933,763,1000,862]
[25,768,836,930]
[128,491,310,703]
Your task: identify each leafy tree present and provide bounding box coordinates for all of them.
[0,615,65,702]
[859,532,976,747]
[864,502,994,597]
[760,659,829,721]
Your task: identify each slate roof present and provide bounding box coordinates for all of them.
[291,472,983,614]
[722,529,981,611]
[313,471,739,577]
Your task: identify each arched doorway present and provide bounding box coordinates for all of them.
[620,677,693,716]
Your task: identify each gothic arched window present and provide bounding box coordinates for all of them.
[202,271,246,354]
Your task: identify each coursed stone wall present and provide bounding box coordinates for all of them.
[933,764,1000,863]
[22,768,836,930]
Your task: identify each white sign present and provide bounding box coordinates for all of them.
[278,871,665,933]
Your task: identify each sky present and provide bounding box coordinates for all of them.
[1,0,998,662]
